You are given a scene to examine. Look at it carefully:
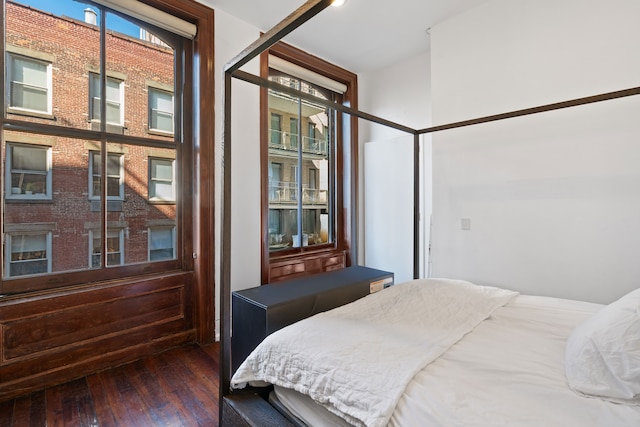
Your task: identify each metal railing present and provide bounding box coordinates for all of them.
[268,181,327,204]
[269,129,328,155]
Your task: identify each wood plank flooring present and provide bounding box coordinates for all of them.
[0,342,220,427]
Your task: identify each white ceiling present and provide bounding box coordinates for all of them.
[200,0,487,73]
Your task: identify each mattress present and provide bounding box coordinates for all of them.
[273,294,640,426]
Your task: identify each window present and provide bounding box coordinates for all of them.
[6,232,51,277]
[149,88,174,134]
[289,117,299,149]
[1,0,206,295]
[89,152,124,200]
[90,229,123,267]
[7,54,51,114]
[262,44,357,280]
[5,143,51,199]
[149,157,175,202]
[270,113,282,146]
[89,73,124,125]
[149,226,175,261]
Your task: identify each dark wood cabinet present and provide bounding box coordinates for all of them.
[231,265,393,373]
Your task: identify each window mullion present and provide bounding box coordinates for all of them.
[99,9,108,268]
[296,92,303,247]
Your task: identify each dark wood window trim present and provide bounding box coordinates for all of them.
[260,42,358,283]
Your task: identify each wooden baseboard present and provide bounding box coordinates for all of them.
[0,272,196,401]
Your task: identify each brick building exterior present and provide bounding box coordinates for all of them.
[4,1,176,277]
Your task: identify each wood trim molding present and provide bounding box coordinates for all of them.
[259,42,358,283]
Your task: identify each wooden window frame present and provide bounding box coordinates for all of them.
[260,42,358,283]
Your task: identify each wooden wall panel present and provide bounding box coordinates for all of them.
[0,272,195,401]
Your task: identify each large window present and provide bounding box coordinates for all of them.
[262,44,357,281]
[266,71,334,251]
[1,0,194,294]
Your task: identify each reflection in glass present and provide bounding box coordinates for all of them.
[2,0,180,285]
[267,71,333,251]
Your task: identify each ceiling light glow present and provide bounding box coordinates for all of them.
[331,0,346,7]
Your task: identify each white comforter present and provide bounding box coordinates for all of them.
[231,278,518,427]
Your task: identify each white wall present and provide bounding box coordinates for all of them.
[359,53,432,283]
[214,9,262,337]
[430,0,640,303]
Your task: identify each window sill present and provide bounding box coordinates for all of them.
[5,197,53,204]
[7,108,55,120]
[148,129,174,137]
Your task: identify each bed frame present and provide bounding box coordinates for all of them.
[218,0,640,424]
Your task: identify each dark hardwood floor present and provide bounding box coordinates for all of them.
[0,342,220,427]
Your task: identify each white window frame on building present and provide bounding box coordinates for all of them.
[5,143,52,200]
[148,157,175,202]
[89,73,124,126]
[5,231,52,277]
[6,53,52,115]
[89,228,124,268]
[148,226,175,261]
[148,87,174,134]
[89,151,124,200]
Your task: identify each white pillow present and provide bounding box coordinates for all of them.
[565,288,640,404]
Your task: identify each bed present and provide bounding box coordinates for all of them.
[219,0,640,425]
[230,278,640,426]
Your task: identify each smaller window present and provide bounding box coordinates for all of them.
[7,54,51,114]
[6,232,51,277]
[270,113,282,147]
[289,117,299,149]
[149,88,174,134]
[89,151,124,200]
[148,226,175,261]
[149,157,175,202]
[89,73,124,125]
[90,229,124,268]
[6,144,51,199]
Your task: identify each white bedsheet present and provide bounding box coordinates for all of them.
[231,278,517,427]
[273,294,640,427]
[389,295,640,427]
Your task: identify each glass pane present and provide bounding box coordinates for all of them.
[3,131,100,278]
[14,57,47,86]
[13,145,46,171]
[302,101,331,247]
[11,234,46,253]
[150,158,174,201]
[149,227,174,261]
[11,82,48,112]
[92,230,122,267]
[106,11,175,140]
[105,143,177,266]
[6,0,100,128]
[91,152,123,199]
[268,70,334,250]
[267,74,301,250]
